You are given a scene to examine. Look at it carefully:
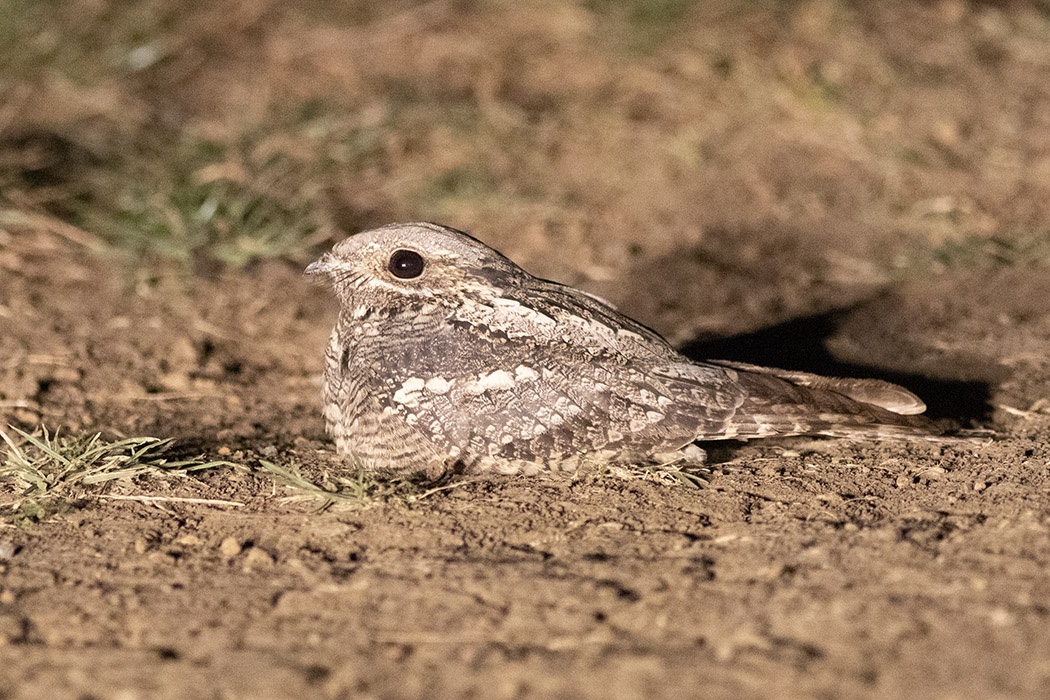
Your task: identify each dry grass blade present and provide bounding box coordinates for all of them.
[257,459,424,507]
[0,210,107,250]
[602,461,711,489]
[96,494,245,507]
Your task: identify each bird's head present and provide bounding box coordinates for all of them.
[306,222,525,312]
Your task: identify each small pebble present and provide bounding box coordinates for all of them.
[50,366,80,383]
[923,467,947,481]
[973,480,988,492]
[0,589,14,605]
[989,608,1014,627]
[175,534,202,546]
[134,539,148,555]
[220,537,242,557]
[242,547,275,573]
[0,541,15,560]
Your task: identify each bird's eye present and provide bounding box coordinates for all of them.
[388,249,425,279]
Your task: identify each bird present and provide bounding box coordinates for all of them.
[307,222,945,478]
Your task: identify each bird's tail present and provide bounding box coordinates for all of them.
[709,361,988,444]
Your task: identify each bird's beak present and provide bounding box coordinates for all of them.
[305,254,332,277]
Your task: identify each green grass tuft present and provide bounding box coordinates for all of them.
[930,232,1050,270]
[0,425,238,523]
[80,135,334,270]
[896,232,1050,273]
[585,0,693,52]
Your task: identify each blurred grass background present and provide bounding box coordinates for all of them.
[2,0,1050,280]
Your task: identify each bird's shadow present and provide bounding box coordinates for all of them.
[677,307,998,423]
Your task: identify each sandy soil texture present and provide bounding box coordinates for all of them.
[2,1,1050,699]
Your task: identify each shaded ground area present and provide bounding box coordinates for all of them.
[2,1,1050,698]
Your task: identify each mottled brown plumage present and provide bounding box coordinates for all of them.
[308,222,940,477]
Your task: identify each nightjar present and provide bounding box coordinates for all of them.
[308,222,940,477]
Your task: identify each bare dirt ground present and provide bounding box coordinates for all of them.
[2,1,1050,698]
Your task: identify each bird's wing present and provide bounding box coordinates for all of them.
[371,313,939,472]
[454,277,681,361]
[370,321,746,468]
